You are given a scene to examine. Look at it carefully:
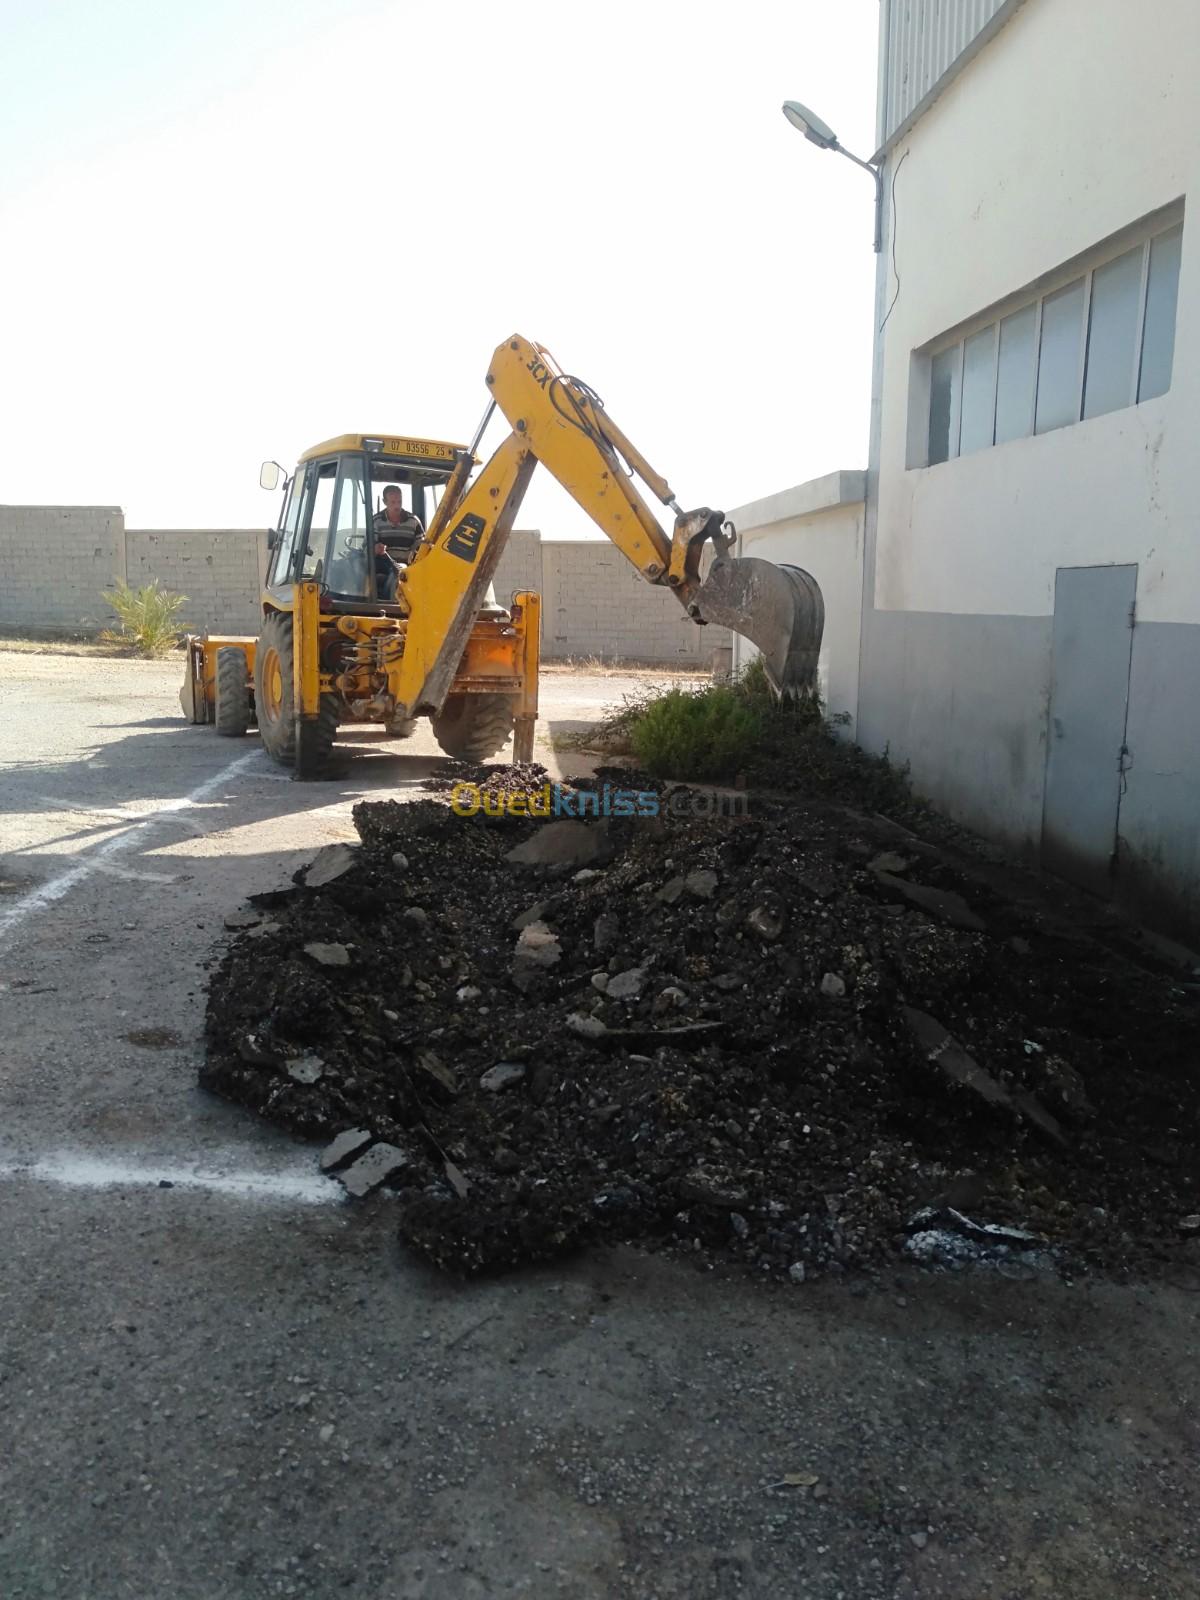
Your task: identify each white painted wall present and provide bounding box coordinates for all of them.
[874,0,1200,627]
[729,472,865,727]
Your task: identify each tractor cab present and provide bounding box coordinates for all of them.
[182,426,539,776]
[261,434,467,606]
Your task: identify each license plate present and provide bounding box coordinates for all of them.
[383,438,455,462]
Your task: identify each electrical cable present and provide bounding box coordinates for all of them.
[878,147,910,334]
[548,374,636,479]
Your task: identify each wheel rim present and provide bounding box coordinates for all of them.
[262,648,285,720]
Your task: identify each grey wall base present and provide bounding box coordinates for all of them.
[1118,619,1200,943]
[857,608,1200,946]
[858,609,1052,852]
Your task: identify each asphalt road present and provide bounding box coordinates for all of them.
[1,649,1198,1600]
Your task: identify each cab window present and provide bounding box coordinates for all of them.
[325,457,371,598]
[295,457,372,597]
[300,464,337,579]
[269,468,308,585]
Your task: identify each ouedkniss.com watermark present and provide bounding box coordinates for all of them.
[449,780,747,819]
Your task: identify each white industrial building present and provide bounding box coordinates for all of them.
[746,0,1198,941]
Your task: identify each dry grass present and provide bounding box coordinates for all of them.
[0,631,133,658]
[540,656,712,679]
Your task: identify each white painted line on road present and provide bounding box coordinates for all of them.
[0,749,265,952]
[34,795,209,835]
[0,1152,340,1205]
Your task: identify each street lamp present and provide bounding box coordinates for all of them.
[781,99,883,253]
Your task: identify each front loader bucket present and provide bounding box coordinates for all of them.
[692,556,825,697]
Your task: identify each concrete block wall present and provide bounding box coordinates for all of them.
[492,529,731,665]
[0,506,124,633]
[126,529,269,635]
[491,528,542,607]
[1,507,728,663]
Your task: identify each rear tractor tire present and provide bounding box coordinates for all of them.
[430,694,516,762]
[253,611,339,773]
[214,647,251,737]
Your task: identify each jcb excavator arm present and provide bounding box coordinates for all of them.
[392,334,823,719]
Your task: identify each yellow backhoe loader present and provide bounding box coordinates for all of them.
[180,334,823,776]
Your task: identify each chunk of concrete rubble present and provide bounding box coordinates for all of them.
[286,1054,324,1084]
[245,920,281,939]
[1040,1056,1095,1122]
[903,1206,1050,1269]
[338,1141,411,1197]
[685,869,719,900]
[512,899,552,931]
[591,971,609,993]
[304,843,359,889]
[413,1050,459,1100]
[319,1128,373,1172]
[304,942,351,967]
[905,1206,1046,1249]
[607,966,648,1000]
[820,972,846,998]
[678,1167,749,1209]
[902,1007,1065,1144]
[238,1032,278,1065]
[873,871,986,932]
[223,909,262,931]
[567,1011,608,1039]
[657,876,686,905]
[402,907,428,928]
[573,868,601,883]
[514,921,562,968]
[652,986,687,1015]
[391,852,409,870]
[593,912,620,952]
[480,1061,526,1093]
[868,851,909,875]
[747,902,784,942]
[506,820,606,868]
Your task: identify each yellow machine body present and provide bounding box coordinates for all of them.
[182,338,823,776]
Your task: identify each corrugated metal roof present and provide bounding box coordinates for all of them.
[877,0,1026,151]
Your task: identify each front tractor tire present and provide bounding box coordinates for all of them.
[253,611,339,773]
[431,694,516,762]
[214,647,251,737]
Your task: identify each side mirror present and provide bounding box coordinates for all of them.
[259,460,281,491]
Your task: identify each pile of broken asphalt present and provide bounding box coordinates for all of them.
[203,764,1200,1280]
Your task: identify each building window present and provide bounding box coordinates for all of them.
[1035,277,1086,434]
[923,217,1183,465]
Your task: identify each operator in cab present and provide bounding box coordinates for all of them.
[373,485,425,599]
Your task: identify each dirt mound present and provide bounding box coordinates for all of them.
[202,782,1200,1278]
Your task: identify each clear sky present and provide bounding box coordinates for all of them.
[0,0,879,536]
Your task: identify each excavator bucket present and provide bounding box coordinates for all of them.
[692,554,825,698]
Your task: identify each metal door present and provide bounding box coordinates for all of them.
[1041,564,1136,895]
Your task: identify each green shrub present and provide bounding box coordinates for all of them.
[733,653,774,706]
[100,581,188,658]
[630,685,765,780]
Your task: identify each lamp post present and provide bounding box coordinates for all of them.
[781,99,883,253]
